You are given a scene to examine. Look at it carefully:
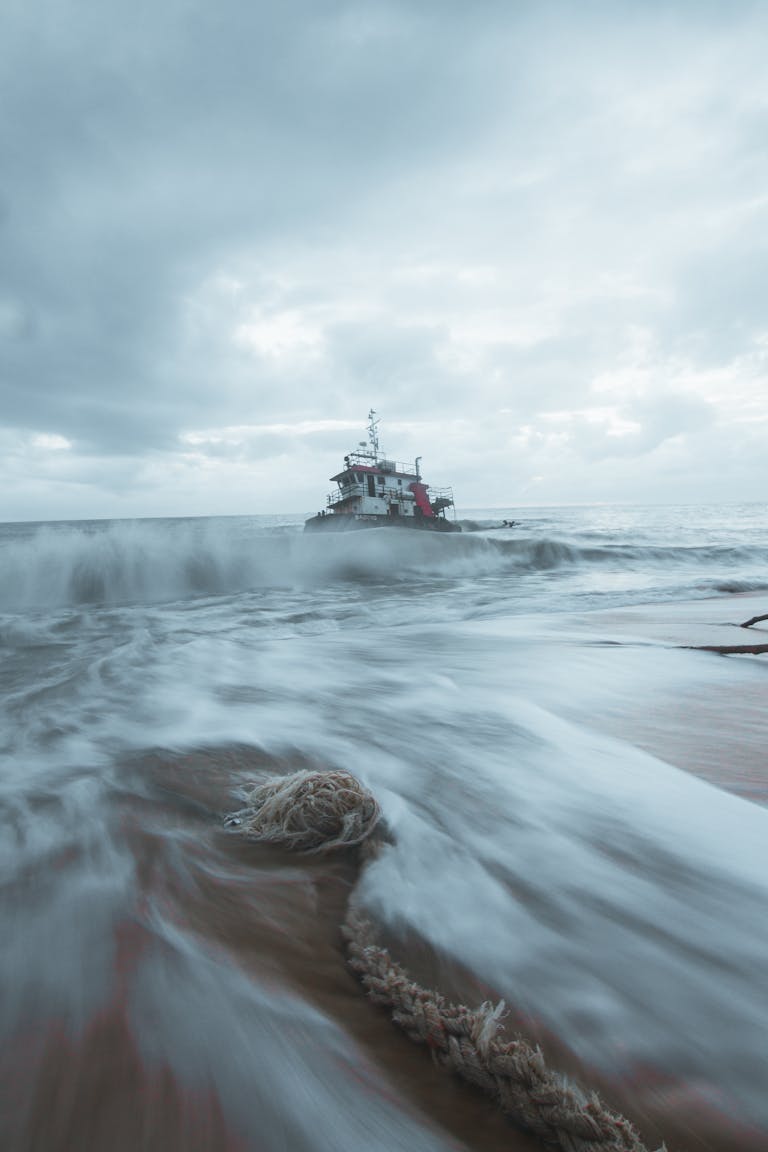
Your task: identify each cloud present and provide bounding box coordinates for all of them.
[1,0,767,518]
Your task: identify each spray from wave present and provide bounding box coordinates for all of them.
[2,517,768,610]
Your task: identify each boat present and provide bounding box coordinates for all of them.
[304,411,461,533]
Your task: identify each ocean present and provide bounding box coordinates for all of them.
[1,504,767,1152]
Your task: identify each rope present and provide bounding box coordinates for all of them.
[224,768,381,852]
[343,909,658,1152]
[225,770,664,1152]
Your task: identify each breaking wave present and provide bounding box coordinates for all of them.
[1,518,768,610]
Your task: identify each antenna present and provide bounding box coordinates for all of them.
[367,409,380,461]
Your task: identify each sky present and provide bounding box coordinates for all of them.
[1,0,767,520]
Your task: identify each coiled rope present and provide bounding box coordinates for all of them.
[224,768,381,851]
[226,769,663,1152]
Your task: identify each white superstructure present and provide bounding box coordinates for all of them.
[305,411,458,532]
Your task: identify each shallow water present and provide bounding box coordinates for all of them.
[1,504,767,1151]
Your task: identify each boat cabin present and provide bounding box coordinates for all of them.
[306,410,458,531]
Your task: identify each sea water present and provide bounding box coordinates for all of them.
[1,504,766,1151]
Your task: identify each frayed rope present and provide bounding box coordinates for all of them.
[224,768,381,852]
[225,769,664,1152]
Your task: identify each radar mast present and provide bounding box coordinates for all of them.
[367,409,381,461]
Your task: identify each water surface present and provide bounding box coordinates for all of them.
[2,504,766,1151]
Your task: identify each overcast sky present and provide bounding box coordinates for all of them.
[2,0,767,520]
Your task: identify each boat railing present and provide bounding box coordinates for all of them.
[378,459,419,476]
[325,482,455,514]
[326,486,365,507]
[346,452,419,476]
[428,487,456,518]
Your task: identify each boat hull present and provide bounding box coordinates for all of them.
[304,513,461,533]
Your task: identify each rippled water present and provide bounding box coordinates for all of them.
[1,504,767,1151]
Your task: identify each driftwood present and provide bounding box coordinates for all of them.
[687,642,768,656]
[683,609,768,654]
[740,612,768,630]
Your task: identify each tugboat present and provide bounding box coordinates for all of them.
[304,411,461,533]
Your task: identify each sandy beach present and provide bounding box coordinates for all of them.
[197,593,768,1152]
[3,510,767,1152]
[330,595,768,1152]
[541,593,768,808]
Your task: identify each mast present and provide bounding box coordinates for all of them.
[367,409,380,462]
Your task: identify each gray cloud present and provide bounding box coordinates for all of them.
[1,0,767,518]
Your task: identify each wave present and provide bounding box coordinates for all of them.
[1,519,767,609]
[497,538,768,569]
[709,578,768,594]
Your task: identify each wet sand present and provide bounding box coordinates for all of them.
[558,595,768,807]
[4,596,767,1152]
[331,595,768,1152]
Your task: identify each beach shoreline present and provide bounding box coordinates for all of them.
[552,592,768,809]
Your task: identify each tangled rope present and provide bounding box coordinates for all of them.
[226,769,662,1152]
[224,768,381,852]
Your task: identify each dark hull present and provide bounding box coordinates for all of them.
[304,513,461,533]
